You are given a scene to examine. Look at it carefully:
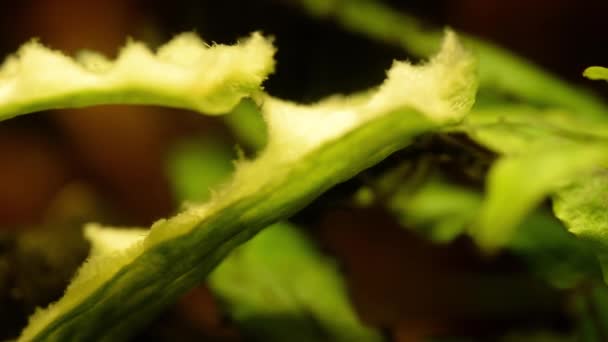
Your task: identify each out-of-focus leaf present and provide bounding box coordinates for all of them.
[584,66,608,82]
[224,99,268,151]
[389,177,482,242]
[473,142,608,251]
[570,285,608,342]
[167,138,235,203]
[508,213,602,289]
[554,171,608,284]
[446,105,608,251]
[209,223,382,342]
[458,106,608,154]
[384,175,601,288]
[590,283,608,335]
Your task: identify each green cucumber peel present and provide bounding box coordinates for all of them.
[166,137,381,341]
[0,32,275,119]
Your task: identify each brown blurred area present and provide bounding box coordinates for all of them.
[1,0,176,226]
[0,0,606,341]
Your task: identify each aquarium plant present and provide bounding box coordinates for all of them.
[2,0,608,340]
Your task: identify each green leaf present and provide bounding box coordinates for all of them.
[508,212,602,289]
[570,284,608,342]
[554,171,608,283]
[0,32,275,120]
[388,176,482,242]
[584,66,608,81]
[448,106,608,251]
[382,175,600,288]
[223,99,268,151]
[17,31,477,341]
[590,284,608,336]
[167,138,236,203]
[458,105,608,154]
[474,142,608,251]
[209,223,382,342]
